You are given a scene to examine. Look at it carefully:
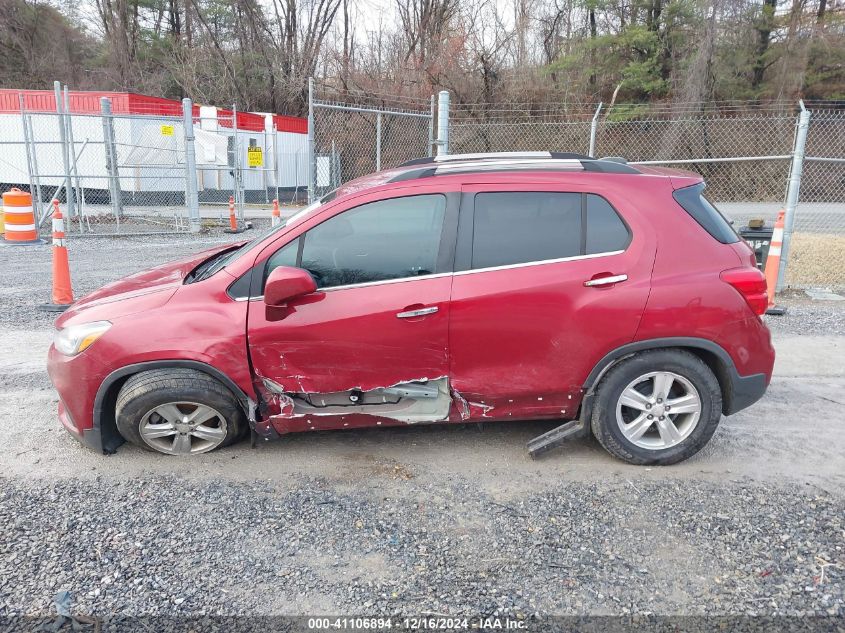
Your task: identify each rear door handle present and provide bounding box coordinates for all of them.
[584,274,628,287]
[396,306,439,318]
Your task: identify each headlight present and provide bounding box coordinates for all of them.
[54,321,112,356]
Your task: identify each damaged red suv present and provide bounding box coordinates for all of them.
[47,152,774,464]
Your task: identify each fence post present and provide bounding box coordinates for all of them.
[232,103,242,218]
[307,77,317,202]
[376,111,382,171]
[54,81,75,219]
[64,86,84,232]
[436,90,450,156]
[26,114,44,222]
[18,93,40,225]
[100,97,123,220]
[273,123,280,204]
[776,101,811,293]
[182,98,201,233]
[428,95,436,157]
[589,102,603,157]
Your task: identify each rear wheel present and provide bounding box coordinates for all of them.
[115,368,246,455]
[590,349,722,465]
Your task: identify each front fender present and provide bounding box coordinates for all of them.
[89,359,260,454]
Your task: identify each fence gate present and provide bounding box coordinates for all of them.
[10,84,194,235]
[308,80,436,201]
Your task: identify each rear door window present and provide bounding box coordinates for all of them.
[673,183,739,244]
[469,191,629,269]
[471,192,582,269]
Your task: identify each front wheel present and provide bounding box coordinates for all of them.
[590,349,723,465]
[115,368,247,455]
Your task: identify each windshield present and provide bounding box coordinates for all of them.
[187,191,337,283]
[223,191,336,266]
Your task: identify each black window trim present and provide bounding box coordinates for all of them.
[228,191,460,299]
[455,190,632,274]
[672,182,739,245]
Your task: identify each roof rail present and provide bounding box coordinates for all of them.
[390,154,639,182]
[400,151,594,167]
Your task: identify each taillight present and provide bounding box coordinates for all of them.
[720,268,768,316]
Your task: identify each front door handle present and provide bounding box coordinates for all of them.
[396,306,439,319]
[584,274,628,287]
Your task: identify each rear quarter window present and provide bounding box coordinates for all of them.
[673,183,739,244]
[586,194,631,254]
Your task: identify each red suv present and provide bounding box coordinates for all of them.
[47,153,774,465]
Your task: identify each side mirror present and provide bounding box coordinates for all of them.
[264,266,317,307]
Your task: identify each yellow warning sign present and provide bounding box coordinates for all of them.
[247,146,264,167]
[160,124,175,136]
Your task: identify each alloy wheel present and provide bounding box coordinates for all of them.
[139,401,228,455]
[615,371,702,450]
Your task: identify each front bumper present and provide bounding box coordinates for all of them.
[57,398,109,452]
[47,343,115,454]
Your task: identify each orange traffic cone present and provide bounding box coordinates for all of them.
[39,199,74,312]
[763,210,786,316]
[272,198,280,227]
[224,195,243,234]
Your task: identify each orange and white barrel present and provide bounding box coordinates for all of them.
[2,188,39,243]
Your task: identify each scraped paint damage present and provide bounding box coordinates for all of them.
[255,374,470,428]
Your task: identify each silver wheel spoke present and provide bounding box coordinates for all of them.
[655,417,682,446]
[620,387,651,411]
[142,422,176,439]
[171,433,192,455]
[666,393,700,415]
[651,373,675,400]
[154,404,184,424]
[191,424,226,442]
[187,405,218,425]
[622,413,654,441]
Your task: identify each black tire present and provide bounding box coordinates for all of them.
[115,368,247,455]
[590,349,722,465]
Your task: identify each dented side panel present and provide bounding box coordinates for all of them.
[247,275,452,434]
[448,181,659,422]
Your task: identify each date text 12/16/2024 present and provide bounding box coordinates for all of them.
[307,616,528,630]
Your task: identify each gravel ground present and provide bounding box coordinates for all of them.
[1,477,842,620]
[763,293,845,337]
[1,226,844,626]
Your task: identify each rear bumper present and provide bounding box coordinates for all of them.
[724,369,768,415]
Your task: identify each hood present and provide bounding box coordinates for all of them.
[56,242,242,327]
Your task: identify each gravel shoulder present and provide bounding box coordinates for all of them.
[0,230,843,619]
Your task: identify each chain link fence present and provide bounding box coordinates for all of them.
[446,101,845,290]
[309,81,434,200]
[5,96,194,235]
[3,83,842,290]
[787,108,845,289]
[1,86,310,235]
